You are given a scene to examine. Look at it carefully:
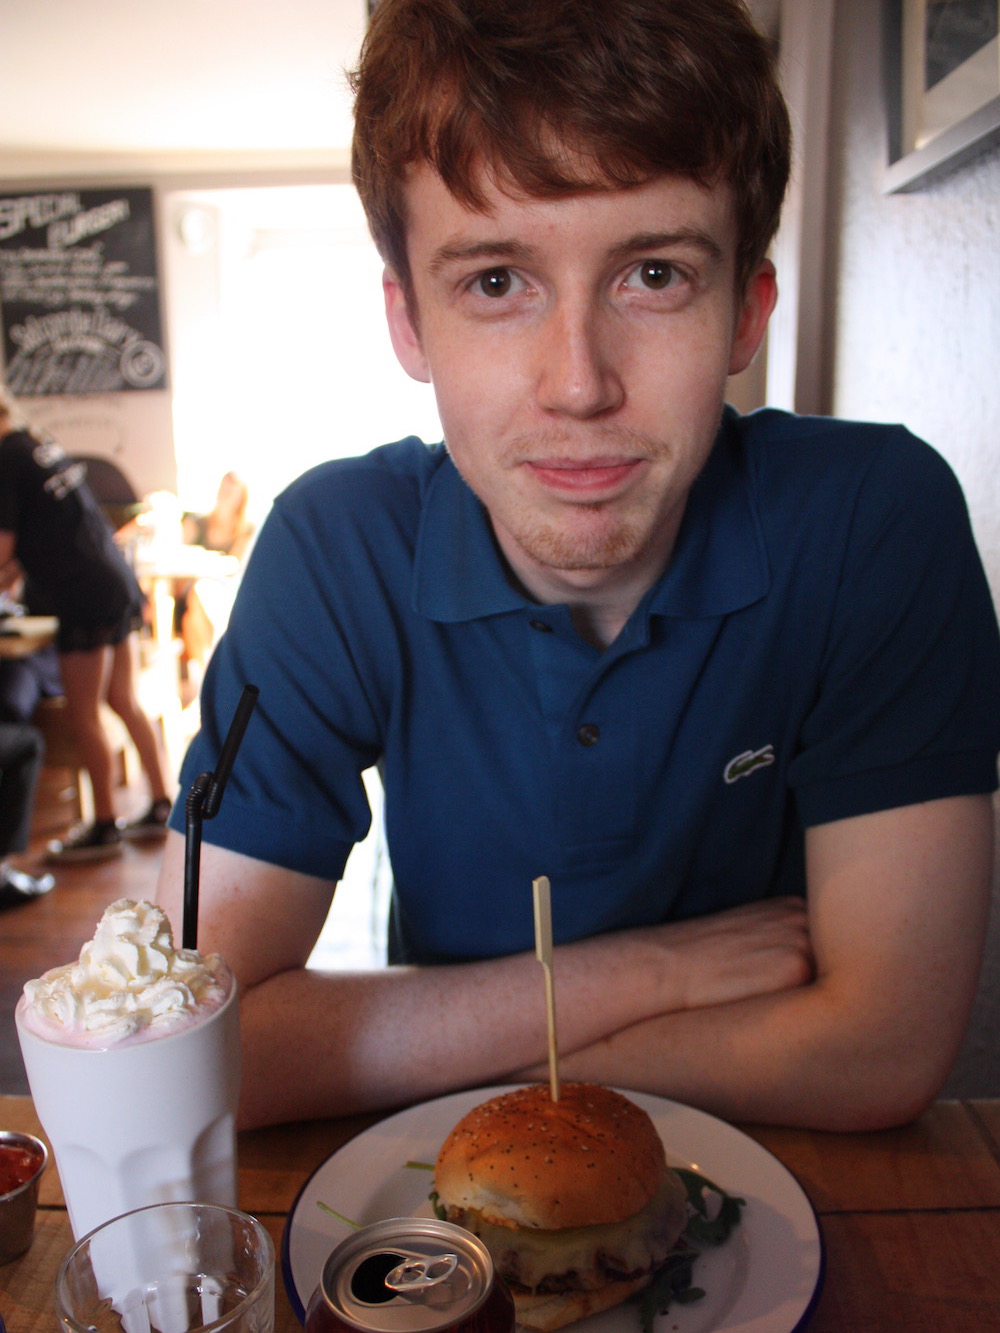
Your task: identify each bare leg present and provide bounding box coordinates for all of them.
[105,634,170,803]
[58,647,116,822]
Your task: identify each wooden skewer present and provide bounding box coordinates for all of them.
[532,875,560,1102]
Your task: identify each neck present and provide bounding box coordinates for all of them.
[567,600,633,649]
[497,542,666,650]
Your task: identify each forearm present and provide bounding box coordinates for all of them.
[234,895,812,1127]
[237,962,530,1126]
[516,974,951,1132]
[236,937,689,1125]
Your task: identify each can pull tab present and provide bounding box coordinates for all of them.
[385,1253,459,1294]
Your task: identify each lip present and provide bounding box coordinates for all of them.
[525,457,644,496]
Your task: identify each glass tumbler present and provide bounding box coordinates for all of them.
[55,1201,274,1333]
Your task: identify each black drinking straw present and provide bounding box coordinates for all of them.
[182,684,260,950]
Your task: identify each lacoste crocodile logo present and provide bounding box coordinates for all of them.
[724,745,776,784]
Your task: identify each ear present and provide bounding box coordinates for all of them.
[383,268,431,384]
[728,259,778,376]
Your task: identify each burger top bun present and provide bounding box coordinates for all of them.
[434,1082,667,1231]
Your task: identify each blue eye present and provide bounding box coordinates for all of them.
[478,268,513,297]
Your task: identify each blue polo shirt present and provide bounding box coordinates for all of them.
[174,408,1000,964]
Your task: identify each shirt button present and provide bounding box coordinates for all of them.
[529,619,553,632]
[577,723,601,747]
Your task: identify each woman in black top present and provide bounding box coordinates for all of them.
[0,385,171,860]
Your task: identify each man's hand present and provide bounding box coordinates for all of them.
[637,896,813,1013]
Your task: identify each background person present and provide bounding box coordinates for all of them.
[0,573,65,725]
[178,472,256,683]
[181,470,255,562]
[0,641,62,725]
[0,386,172,860]
[156,0,1000,1132]
[0,720,54,904]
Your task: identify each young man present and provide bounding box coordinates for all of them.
[156,0,1000,1131]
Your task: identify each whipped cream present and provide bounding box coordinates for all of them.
[19,898,231,1049]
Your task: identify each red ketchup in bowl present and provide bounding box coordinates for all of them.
[0,1139,44,1196]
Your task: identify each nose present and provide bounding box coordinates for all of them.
[535,303,624,419]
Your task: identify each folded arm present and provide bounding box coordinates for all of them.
[155,793,991,1130]
[518,794,994,1130]
[155,833,811,1127]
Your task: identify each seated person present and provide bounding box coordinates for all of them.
[155,0,1000,1133]
[0,643,62,726]
[0,580,64,726]
[0,721,54,905]
[179,473,256,681]
[181,471,255,562]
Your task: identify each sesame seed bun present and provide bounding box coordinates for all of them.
[433,1084,687,1331]
[434,1082,669,1230]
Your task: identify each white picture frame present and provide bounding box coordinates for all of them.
[884,0,1000,191]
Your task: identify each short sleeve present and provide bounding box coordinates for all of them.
[789,430,1000,825]
[168,449,429,880]
[172,501,379,879]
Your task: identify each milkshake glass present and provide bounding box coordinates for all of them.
[15,898,241,1241]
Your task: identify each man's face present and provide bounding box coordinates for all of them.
[385,164,775,601]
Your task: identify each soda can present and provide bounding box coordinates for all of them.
[304,1217,516,1333]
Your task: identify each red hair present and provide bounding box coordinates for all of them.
[350,0,790,298]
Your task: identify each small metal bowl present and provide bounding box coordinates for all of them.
[0,1130,48,1264]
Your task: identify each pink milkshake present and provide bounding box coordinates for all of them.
[16,898,241,1240]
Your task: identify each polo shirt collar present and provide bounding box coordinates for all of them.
[647,409,770,618]
[413,458,525,621]
[412,409,769,624]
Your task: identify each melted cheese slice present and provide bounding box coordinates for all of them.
[447,1170,687,1292]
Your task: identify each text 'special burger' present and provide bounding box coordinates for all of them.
[433,1082,688,1331]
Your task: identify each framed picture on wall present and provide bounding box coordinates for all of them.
[884,0,1000,191]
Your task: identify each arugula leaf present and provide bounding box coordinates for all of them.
[316,1200,362,1229]
[633,1170,745,1331]
[636,1247,699,1333]
[673,1167,745,1247]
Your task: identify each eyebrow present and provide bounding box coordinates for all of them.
[428,238,535,276]
[607,229,725,265]
[427,228,725,276]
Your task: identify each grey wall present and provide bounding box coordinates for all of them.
[822,0,1000,1095]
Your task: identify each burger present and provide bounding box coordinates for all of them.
[433,1082,688,1331]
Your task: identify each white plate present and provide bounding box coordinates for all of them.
[282,1086,824,1332]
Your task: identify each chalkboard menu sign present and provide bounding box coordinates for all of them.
[0,186,167,396]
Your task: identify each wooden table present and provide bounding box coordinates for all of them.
[2,1094,999,1331]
